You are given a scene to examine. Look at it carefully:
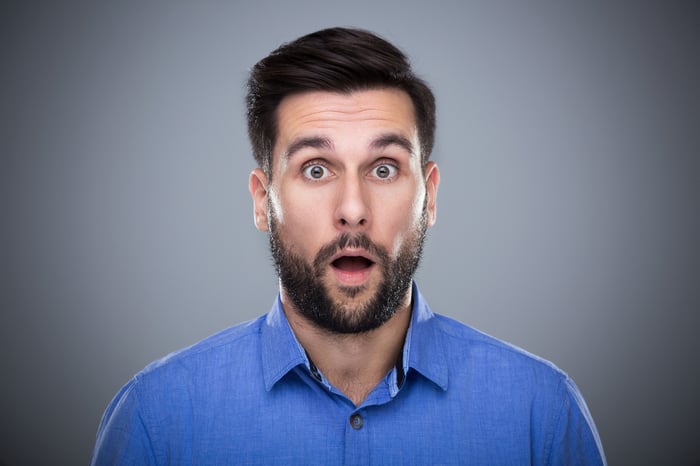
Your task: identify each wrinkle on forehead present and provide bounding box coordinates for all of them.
[274,89,419,161]
[290,104,402,123]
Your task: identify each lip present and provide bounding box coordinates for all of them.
[329,248,376,286]
[329,248,377,264]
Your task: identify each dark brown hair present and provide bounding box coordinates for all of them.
[246,27,436,176]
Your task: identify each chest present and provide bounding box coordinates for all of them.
[154,376,540,466]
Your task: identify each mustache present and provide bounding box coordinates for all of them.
[313,233,389,270]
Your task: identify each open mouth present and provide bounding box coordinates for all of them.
[331,255,375,272]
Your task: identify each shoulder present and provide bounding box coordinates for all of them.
[426,313,602,440]
[91,316,269,464]
[431,312,568,386]
[135,315,267,386]
[429,314,606,464]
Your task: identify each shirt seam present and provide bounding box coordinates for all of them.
[544,376,568,466]
[438,319,564,375]
[146,321,263,376]
[131,375,161,466]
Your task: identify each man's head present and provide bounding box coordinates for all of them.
[246,27,436,178]
[247,28,439,334]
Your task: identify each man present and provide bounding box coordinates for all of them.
[91,27,606,465]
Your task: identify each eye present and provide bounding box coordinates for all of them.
[370,163,398,180]
[302,163,330,180]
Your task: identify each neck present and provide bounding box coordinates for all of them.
[282,289,413,406]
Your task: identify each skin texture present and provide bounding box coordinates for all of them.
[249,88,440,405]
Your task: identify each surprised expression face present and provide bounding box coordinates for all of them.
[249,88,439,333]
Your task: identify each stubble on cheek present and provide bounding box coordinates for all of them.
[266,189,429,334]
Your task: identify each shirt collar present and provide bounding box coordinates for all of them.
[260,282,449,392]
[404,282,449,391]
[260,295,309,391]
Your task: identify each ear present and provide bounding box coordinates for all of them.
[423,161,440,227]
[249,168,270,232]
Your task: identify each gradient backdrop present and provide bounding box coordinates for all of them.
[2,1,698,465]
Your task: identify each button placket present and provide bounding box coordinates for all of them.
[344,409,369,465]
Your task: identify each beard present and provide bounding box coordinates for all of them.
[268,205,428,335]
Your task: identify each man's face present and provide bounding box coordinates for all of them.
[249,88,439,333]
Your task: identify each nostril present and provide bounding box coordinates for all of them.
[338,217,367,227]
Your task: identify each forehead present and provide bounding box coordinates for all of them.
[273,89,417,153]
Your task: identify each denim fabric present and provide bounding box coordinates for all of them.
[91,283,606,465]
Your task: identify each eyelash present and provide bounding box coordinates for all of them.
[300,159,399,182]
[370,161,398,180]
[302,161,332,181]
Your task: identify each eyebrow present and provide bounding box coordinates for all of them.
[283,136,333,160]
[369,133,416,157]
[282,132,416,160]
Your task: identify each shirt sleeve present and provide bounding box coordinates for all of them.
[546,376,607,466]
[90,378,159,466]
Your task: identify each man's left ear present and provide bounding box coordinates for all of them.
[424,161,440,227]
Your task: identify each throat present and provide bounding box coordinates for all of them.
[304,339,406,407]
[338,379,377,407]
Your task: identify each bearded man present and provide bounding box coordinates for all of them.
[91,27,606,465]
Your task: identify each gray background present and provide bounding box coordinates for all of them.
[1,1,698,465]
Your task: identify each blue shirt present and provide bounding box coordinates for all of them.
[91,284,606,465]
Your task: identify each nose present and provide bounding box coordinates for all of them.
[334,174,370,230]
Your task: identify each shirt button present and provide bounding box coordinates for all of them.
[349,413,363,430]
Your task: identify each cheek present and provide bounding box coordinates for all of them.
[410,190,427,222]
[269,181,321,225]
[400,180,427,224]
[284,204,324,234]
[272,189,333,253]
[382,190,426,256]
[267,188,284,224]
